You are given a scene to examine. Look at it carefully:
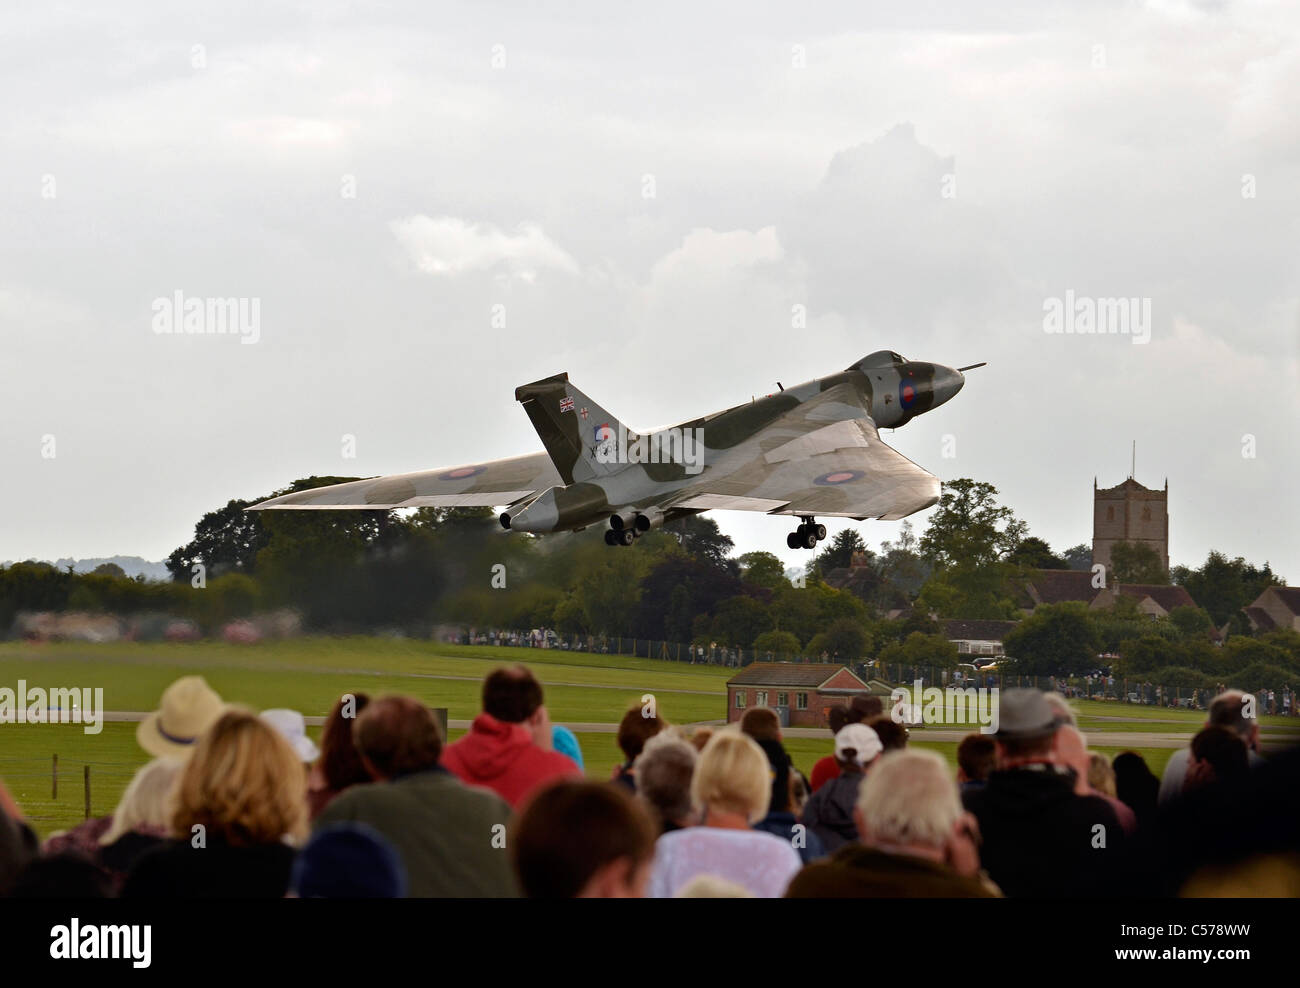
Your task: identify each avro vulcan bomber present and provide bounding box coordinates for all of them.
[250,352,981,550]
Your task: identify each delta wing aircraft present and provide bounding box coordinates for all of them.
[249,351,982,549]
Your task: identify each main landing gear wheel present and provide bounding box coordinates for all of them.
[787,517,827,550]
[605,530,618,546]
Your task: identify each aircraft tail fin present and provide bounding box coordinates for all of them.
[514,373,626,484]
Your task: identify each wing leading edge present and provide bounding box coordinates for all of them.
[245,451,560,511]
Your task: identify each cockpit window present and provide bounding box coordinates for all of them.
[861,350,907,367]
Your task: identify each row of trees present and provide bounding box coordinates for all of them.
[1,477,1288,685]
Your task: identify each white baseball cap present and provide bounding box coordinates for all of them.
[261,708,320,763]
[834,723,882,767]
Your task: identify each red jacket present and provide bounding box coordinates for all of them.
[442,713,581,808]
[810,755,842,793]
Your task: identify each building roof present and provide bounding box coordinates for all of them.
[1245,606,1277,632]
[1263,586,1300,615]
[1115,583,1195,612]
[1027,569,1101,606]
[940,619,1019,642]
[726,663,866,689]
[1096,477,1165,495]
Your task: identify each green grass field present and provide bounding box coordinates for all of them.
[1,639,1290,837]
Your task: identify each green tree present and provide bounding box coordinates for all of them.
[1117,635,1188,677]
[1002,603,1100,677]
[806,617,872,662]
[811,529,869,577]
[666,515,736,570]
[1109,541,1167,584]
[753,629,801,657]
[769,583,823,644]
[1007,537,1066,570]
[1168,605,1214,639]
[874,520,929,608]
[919,479,1027,568]
[737,551,788,589]
[915,479,1026,619]
[1061,544,1093,571]
[709,595,775,648]
[1173,551,1283,626]
[167,497,271,581]
[877,631,960,670]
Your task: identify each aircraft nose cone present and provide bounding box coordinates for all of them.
[932,365,965,408]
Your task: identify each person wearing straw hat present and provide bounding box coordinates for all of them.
[136,676,226,759]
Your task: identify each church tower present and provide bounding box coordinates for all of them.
[1092,473,1169,575]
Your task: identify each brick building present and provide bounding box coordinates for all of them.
[725,663,873,728]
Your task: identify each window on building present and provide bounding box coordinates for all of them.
[756,690,768,706]
[797,692,808,710]
[735,691,746,708]
[777,692,788,707]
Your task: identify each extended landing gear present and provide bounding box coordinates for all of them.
[786,517,827,550]
[605,529,636,547]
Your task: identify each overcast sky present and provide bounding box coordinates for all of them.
[2,0,1297,581]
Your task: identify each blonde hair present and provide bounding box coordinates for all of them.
[676,874,753,898]
[857,749,962,849]
[171,707,309,846]
[1087,752,1117,797]
[691,729,771,824]
[100,757,184,846]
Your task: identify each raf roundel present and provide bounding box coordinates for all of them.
[814,470,864,486]
[899,378,918,409]
[439,465,485,480]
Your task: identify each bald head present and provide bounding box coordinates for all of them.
[1053,725,1091,795]
[1207,690,1259,748]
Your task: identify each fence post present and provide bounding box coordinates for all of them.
[83,764,91,820]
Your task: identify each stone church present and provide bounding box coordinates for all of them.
[1092,476,1169,574]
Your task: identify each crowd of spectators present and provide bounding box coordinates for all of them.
[0,666,1295,899]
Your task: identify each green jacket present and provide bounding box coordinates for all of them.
[315,767,518,898]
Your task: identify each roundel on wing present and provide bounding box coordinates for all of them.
[814,470,864,486]
[899,378,918,409]
[439,465,485,480]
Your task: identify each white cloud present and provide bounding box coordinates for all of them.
[389,216,580,281]
[647,226,784,284]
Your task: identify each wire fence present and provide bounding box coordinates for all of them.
[0,755,139,835]
[447,627,1300,715]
